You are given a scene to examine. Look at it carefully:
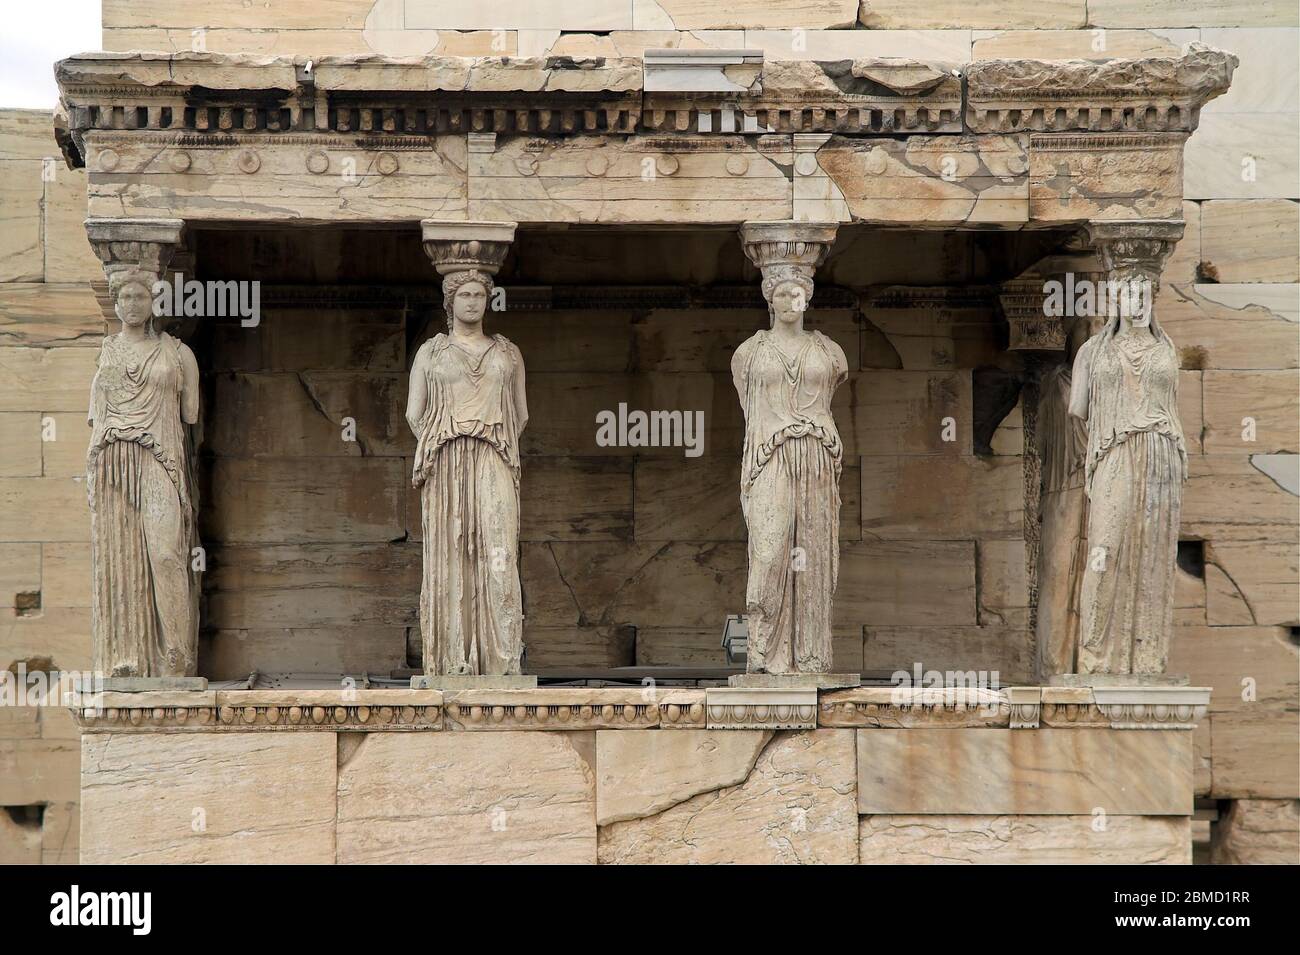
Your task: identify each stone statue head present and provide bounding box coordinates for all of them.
[108,268,159,334]
[1097,266,1173,349]
[761,266,814,328]
[1110,268,1156,328]
[442,269,494,330]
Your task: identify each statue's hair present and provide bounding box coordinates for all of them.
[107,268,158,299]
[442,269,494,328]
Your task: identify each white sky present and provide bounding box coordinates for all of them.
[0,0,102,109]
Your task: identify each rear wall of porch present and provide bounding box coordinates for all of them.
[190,225,1061,682]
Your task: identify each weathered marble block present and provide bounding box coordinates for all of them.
[336,731,596,864]
[857,728,1193,815]
[80,732,336,863]
[859,814,1191,864]
[597,729,858,864]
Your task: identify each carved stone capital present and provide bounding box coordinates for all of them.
[85,217,187,321]
[1084,219,1185,279]
[739,221,838,273]
[420,220,517,276]
[739,221,838,306]
[85,217,185,281]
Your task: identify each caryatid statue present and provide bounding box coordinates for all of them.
[1036,312,1097,678]
[1069,221,1187,675]
[408,221,527,677]
[84,218,201,678]
[732,222,847,675]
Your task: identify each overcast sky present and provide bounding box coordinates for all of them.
[0,1,101,109]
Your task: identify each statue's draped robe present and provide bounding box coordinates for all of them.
[1036,363,1089,676]
[87,332,199,677]
[1074,327,1187,674]
[412,333,524,675]
[732,329,847,673]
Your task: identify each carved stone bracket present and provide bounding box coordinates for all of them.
[420,219,517,276]
[1007,686,1043,729]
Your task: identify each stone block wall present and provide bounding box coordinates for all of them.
[0,109,103,864]
[73,687,1199,865]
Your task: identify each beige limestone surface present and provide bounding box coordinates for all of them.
[336,731,596,863]
[598,728,858,863]
[859,813,1192,864]
[857,728,1193,815]
[80,732,337,863]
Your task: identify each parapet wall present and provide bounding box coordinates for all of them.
[75,685,1203,864]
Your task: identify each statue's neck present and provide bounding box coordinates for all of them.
[770,316,806,338]
[1115,316,1155,339]
[450,320,488,341]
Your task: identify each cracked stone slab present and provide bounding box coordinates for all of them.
[857,728,1193,814]
[800,134,1028,225]
[82,132,469,224]
[598,728,857,863]
[468,133,793,225]
[635,0,858,31]
[595,728,770,824]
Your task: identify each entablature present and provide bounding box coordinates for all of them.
[55,45,1236,169]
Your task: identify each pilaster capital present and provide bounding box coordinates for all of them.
[420,220,517,276]
[1001,251,1107,352]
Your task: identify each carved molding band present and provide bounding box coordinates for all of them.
[68,685,1209,732]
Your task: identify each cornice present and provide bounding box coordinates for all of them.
[53,46,1236,168]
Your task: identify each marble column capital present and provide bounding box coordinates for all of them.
[738,220,838,276]
[85,217,185,280]
[1083,219,1185,277]
[420,220,517,276]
